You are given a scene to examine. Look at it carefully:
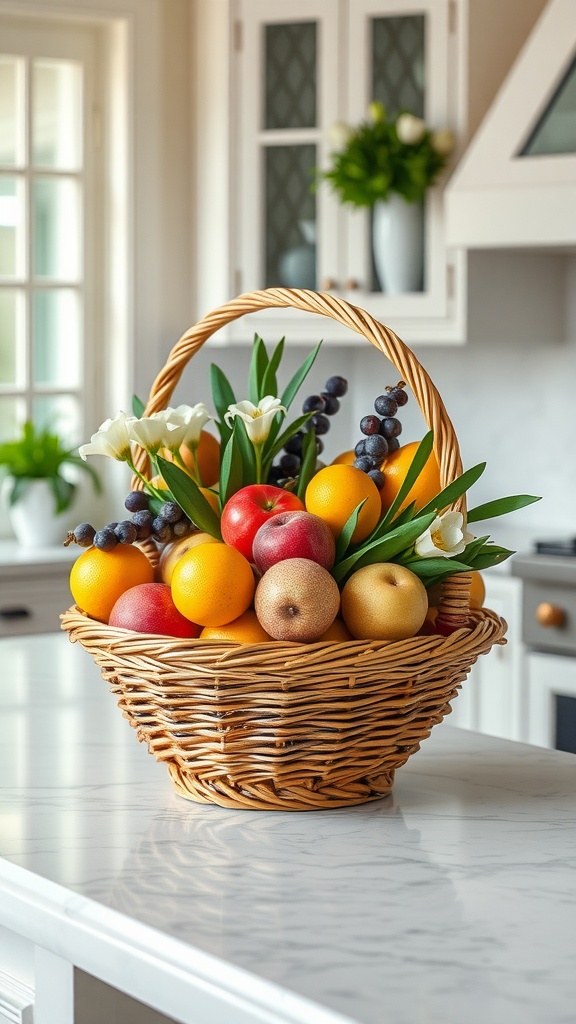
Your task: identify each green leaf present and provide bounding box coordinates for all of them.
[466,544,515,570]
[280,341,322,411]
[417,462,487,520]
[248,334,269,405]
[334,499,367,562]
[262,412,314,470]
[296,427,319,502]
[231,415,257,485]
[467,494,541,524]
[399,557,473,580]
[132,394,146,417]
[379,431,434,527]
[157,456,222,539]
[332,512,437,584]
[261,337,285,399]
[51,475,75,515]
[219,432,244,506]
[210,363,237,449]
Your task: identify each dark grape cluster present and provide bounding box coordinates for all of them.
[353,382,409,488]
[268,374,348,484]
[65,490,193,551]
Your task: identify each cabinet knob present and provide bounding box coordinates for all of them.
[321,277,337,291]
[345,278,359,291]
[536,602,565,628]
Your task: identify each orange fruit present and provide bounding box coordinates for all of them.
[162,430,221,487]
[379,441,441,515]
[199,610,273,644]
[331,449,355,466]
[70,544,155,623]
[109,582,200,638]
[305,464,381,543]
[469,570,486,609]
[318,617,354,642]
[170,542,255,627]
[199,486,220,516]
[157,531,220,584]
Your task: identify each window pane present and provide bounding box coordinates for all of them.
[0,287,25,384]
[0,174,25,277]
[32,59,82,170]
[265,22,316,129]
[32,176,81,280]
[520,54,576,156]
[32,393,80,442]
[371,16,425,118]
[265,144,316,288]
[0,56,24,166]
[33,288,81,387]
[0,396,24,442]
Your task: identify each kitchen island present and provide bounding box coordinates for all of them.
[0,632,574,1024]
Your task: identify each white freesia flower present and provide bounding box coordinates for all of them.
[430,128,455,156]
[153,403,212,451]
[79,412,136,462]
[129,417,186,455]
[395,112,426,145]
[328,120,353,151]
[415,510,474,559]
[224,396,286,445]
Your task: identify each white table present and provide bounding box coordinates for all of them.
[0,632,575,1024]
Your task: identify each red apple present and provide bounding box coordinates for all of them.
[220,484,305,561]
[252,510,336,574]
[109,582,201,638]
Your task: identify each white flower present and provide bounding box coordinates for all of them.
[396,112,426,145]
[79,412,136,462]
[415,511,474,559]
[129,417,185,455]
[430,128,455,156]
[328,120,353,151]
[153,403,212,451]
[368,100,385,124]
[224,396,286,445]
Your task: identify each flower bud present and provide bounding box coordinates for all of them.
[328,120,353,151]
[368,100,385,124]
[430,128,455,156]
[395,112,426,145]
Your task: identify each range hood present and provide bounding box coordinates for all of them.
[446,0,576,249]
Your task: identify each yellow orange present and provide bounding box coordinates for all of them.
[331,449,355,466]
[199,610,273,644]
[305,464,381,544]
[379,441,441,515]
[317,617,354,642]
[157,531,220,584]
[70,544,155,623]
[469,570,486,610]
[170,542,255,627]
[199,486,220,516]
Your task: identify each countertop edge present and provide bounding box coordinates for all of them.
[0,861,354,1024]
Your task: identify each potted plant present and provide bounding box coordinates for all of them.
[315,101,455,294]
[0,420,101,548]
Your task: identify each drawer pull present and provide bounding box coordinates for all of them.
[0,606,32,621]
[536,602,565,628]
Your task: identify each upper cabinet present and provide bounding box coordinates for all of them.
[191,0,548,345]
[446,0,576,249]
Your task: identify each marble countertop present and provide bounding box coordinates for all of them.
[1,632,575,1024]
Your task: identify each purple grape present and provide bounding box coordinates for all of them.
[124,490,150,513]
[380,417,402,440]
[114,520,138,545]
[71,523,96,547]
[94,527,118,551]
[310,413,330,435]
[374,394,398,417]
[321,393,340,416]
[368,469,385,488]
[302,395,326,414]
[363,434,388,462]
[324,375,348,397]
[360,415,381,436]
[389,384,408,407]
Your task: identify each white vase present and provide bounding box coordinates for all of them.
[372,196,424,295]
[2,478,72,548]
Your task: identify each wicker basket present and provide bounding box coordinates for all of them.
[61,288,507,811]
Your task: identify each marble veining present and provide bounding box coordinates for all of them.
[1,633,575,1024]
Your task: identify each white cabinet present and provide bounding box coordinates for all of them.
[192,0,548,345]
[0,544,74,636]
[449,574,525,741]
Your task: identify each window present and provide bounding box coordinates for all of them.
[0,17,100,446]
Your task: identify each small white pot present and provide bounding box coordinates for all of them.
[372,195,424,295]
[2,477,73,548]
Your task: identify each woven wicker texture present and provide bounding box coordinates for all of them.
[62,288,507,811]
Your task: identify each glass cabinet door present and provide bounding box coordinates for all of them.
[237,0,339,296]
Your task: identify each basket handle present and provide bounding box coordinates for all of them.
[135,288,464,506]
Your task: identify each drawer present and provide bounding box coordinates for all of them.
[0,575,73,636]
[521,578,576,655]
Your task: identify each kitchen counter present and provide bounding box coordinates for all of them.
[1,633,575,1024]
